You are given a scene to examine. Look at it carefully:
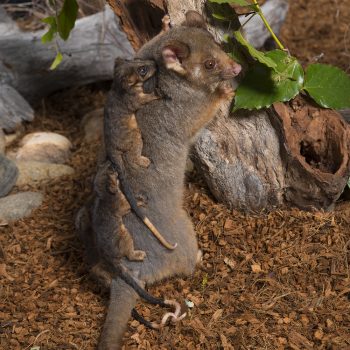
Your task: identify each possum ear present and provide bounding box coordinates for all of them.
[161,40,190,75]
[182,11,206,29]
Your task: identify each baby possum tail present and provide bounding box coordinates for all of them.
[109,159,177,250]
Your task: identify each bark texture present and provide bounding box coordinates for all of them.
[270,97,350,210]
[192,106,285,211]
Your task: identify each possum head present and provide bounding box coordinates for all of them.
[160,11,242,92]
[113,58,158,94]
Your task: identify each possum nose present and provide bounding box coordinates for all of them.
[223,61,242,78]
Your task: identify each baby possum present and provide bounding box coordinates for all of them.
[93,161,146,264]
[104,58,177,250]
[105,58,158,169]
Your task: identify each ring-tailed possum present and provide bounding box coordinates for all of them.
[98,11,242,350]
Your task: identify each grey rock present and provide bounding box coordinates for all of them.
[16,161,74,186]
[15,132,72,164]
[0,154,18,198]
[0,85,34,132]
[81,108,104,142]
[0,192,43,222]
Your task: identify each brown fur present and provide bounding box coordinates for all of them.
[105,59,158,170]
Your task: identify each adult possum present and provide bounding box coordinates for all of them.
[98,11,241,350]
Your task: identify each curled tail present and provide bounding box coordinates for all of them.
[98,278,138,350]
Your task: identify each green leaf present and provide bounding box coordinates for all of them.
[234,50,304,111]
[304,64,350,109]
[41,28,55,43]
[50,52,63,70]
[41,16,56,25]
[209,0,250,5]
[222,34,246,65]
[41,16,57,43]
[208,3,241,24]
[266,50,302,79]
[233,31,277,70]
[57,0,78,40]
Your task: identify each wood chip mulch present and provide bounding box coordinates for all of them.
[0,85,349,350]
[1,0,350,348]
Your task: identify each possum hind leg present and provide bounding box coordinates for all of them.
[119,223,146,261]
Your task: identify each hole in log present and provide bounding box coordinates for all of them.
[299,119,343,174]
[124,0,166,41]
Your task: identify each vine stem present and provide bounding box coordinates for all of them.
[252,0,285,50]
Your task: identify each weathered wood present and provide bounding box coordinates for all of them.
[105,0,166,49]
[192,106,285,211]
[339,109,350,123]
[194,96,350,211]
[0,6,134,103]
[270,97,350,210]
[108,0,289,50]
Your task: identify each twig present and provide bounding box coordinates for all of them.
[251,0,285,50]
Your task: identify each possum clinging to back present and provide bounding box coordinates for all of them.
[104,58,177,251]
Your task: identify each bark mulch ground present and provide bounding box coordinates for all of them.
[1,0,350,349]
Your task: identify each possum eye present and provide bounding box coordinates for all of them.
[137,66,149,77]
[204,59,216,70]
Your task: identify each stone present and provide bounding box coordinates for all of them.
[0,154,18,198]
[0,192,43,222]
[15,132,72,164]
[81,108,104,142]
[4,130,21,147]
[16,161,74,186]
[0,85,34,133]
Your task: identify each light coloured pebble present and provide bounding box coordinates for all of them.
[16,161,74,186]
[15,132,72,164]
[81,108,104,142]
[0,192,43,222]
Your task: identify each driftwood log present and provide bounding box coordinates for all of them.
[107,0,350,211]
[0,5,133,107]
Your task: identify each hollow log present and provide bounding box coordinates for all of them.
[107,0,350,211]
[193,96,350,211]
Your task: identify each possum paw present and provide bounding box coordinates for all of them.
[128,250,147,261]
